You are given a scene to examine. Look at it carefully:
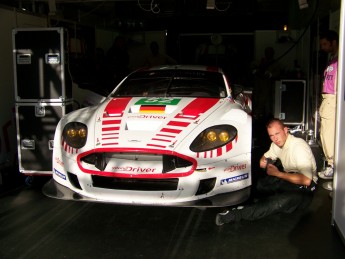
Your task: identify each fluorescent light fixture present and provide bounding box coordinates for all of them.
[48,0,56,15]
[298,0,308,9]
[207,0,215,10]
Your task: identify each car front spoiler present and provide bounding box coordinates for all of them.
[43,178,251,208]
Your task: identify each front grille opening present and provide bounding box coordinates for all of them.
[163,155,193,173]
[195,178,216,195]
[82,153,107,171]
[67,172,82,190]
[81,152,193,173]
[92,175,179,191]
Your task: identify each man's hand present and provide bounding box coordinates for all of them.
[266,164,280,176]
[259,156,267,169]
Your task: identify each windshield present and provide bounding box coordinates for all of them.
[111,69,228,98]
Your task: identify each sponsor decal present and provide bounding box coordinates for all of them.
[220,173,249,185]
[111,166,157,173]
[139,105,166,114]
[224,163,247,172]
[54,168,66,180]
[54,156,64,167]
[127,115,167,119]
[135,98,181,105]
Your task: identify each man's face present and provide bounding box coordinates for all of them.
[320,38,336,54]
[267,122,288,148]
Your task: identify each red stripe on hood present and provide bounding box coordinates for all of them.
[103,98,132,117]
[174,98,219,120]
[167,121,190,127]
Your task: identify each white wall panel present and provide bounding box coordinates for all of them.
[333,1,345,244]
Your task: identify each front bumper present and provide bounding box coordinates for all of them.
[43,178,251,207]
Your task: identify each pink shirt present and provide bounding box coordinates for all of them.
[323,56,338,94]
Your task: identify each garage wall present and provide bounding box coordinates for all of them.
[94,29,167,71]
[254,30,309,76]
[127,30,167,71]
[0,5,172,175]
[0,7,47,169]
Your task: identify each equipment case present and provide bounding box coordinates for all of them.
[274,80,306,129]
[12,27,72,102]
[15,101,73,175]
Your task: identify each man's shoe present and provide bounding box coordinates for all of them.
[215,210,235,226]
[318,166,333,179]
[215,210,229,226]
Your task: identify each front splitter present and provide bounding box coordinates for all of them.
[43,179,251,208]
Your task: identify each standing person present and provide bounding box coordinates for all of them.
[144,41,177,67]
[215,118,317,225]
[318,30,338,181]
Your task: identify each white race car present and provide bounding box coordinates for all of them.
[44,65,252,207]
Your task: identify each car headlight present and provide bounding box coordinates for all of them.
[62,122,88,149]
[190,125,237,152]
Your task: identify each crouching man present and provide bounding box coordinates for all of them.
[216,118,317,225]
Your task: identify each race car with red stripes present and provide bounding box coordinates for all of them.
[44,65,252,207]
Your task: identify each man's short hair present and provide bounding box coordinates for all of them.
[320,30,339,43]
[266,118,286,129]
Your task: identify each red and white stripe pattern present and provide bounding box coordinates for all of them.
[146,119,189,148]
[101,98,131,146]
[84,97,237,158]
[147,98,220,149]
[196,135,238,158]
[61,138,79,154]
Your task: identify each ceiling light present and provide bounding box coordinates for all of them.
[206,0,215,10]
[48,0,56,15]
[298,0,308,9]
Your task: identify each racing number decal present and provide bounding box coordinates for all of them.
[135,98,181,105]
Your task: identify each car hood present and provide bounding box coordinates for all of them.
[89,97,231,151]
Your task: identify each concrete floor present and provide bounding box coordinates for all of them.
[0,120,345,258]
[0,175,344,259]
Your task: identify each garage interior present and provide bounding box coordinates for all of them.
[1,0,345,258]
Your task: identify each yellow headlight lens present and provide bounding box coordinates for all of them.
[62,122,88,148]
[219,131,229,142]
[207,131,217,142]
[190,125,237,152]
[78,128,87,138]
[67,129,77,138]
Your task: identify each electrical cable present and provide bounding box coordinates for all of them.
[274,0,320,63]
[137,0,160,14]
[215,0,231,12]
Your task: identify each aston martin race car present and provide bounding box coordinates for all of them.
[43,65,252,207]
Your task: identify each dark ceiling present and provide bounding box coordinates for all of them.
[1,0,341,32]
